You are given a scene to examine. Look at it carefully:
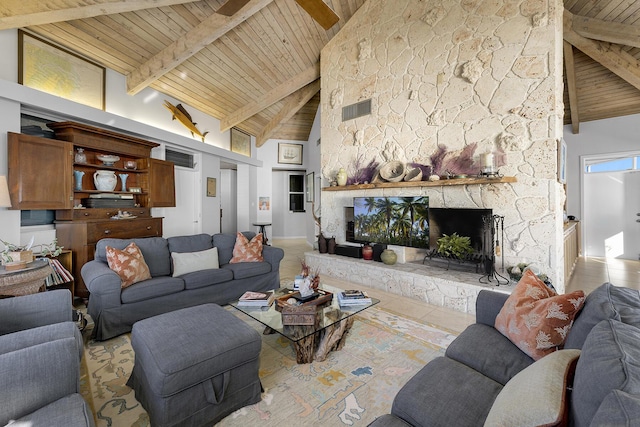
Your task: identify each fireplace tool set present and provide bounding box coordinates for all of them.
[480,214,509,285]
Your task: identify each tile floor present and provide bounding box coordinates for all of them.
[273,238,640,334]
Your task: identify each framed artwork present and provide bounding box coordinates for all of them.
[259,197,270,211]
[230,127,251,157]
[18,30,105,110]
[278,143,303,165]
[558,138,567,184]
[306,172,314,203]
[206,177,216,197]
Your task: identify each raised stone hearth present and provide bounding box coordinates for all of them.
[305,252,512,315]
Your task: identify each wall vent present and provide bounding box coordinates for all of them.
[342,99,372,122]
[166,148,195,169]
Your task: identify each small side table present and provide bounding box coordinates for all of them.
[253,222,272,246]
[0,259,53,297]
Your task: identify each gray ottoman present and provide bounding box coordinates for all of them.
[126,304,262,427]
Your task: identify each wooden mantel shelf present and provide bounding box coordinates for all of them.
[322,176,517,191]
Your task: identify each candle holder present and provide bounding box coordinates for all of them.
[479,152,502,178]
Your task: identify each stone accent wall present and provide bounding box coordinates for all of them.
[320,0,566,291]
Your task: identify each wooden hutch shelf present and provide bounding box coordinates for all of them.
[8,121,176,298]
[322,176,517,191]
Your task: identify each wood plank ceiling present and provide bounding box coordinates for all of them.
[564,0,640,133]
[1,0,640,144]
[0,0,365,146]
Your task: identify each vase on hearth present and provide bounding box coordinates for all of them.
[318,234,327,253]
[327,237,336,254]
[362,244,373,260]
[381,249,397,265]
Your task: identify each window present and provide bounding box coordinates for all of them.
[585,155,639,173]
[289,173,305,212]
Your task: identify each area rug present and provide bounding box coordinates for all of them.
[80,307,457,426]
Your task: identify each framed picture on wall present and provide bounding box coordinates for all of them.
[18,30,105,110]
[230,127,251,157]
[206,177,216,197]
[278,143,303,165]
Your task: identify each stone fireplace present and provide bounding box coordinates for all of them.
[317,0,566,293]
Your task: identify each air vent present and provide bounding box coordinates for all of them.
[166,149,195,169]
[342,99,372,122]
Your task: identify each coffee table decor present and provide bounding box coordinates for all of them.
[231,284,378,364]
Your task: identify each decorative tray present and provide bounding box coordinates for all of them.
[275,289,333,312]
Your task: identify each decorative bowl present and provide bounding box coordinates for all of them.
[403,167,423,182]
[379,161,406,182]
[96,154,120,166]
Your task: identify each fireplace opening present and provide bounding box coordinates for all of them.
[426,208,493,273]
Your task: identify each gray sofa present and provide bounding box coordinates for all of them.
[82,231,284,341]
[369,282,640,426]
[0,290,94,426]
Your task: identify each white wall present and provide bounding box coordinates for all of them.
[257,136,308,240]
[0,28,271,249]
[305,107,322,247]
[564,116,640,221]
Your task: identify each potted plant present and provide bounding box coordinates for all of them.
[1,238,63,265]
[436,233,474,259]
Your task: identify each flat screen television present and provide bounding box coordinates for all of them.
[352,196,429,248]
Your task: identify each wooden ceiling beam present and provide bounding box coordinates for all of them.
[220,63,320,132]
[0,0,195,30]
[126,0,273,96]
[568,11,640,49]
[255,79,320,147]
[563,41,580,134]
[564,10,640,92]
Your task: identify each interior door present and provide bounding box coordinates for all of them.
[159,167,200,237]
[624,171,640,260]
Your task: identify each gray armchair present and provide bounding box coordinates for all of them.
[0,290,94,426]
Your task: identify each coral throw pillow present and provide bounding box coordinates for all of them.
[495,269,585,361]
[105,242,151,288]
[230,232,264,263]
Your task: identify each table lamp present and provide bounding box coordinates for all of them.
[0,176,11,208]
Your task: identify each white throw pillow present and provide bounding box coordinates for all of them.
[171,247,219,277]
[484,349,581,427]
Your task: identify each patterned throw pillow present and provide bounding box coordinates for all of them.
[105,242,151,288]
[230,232,264,263]
[494,269,585,361]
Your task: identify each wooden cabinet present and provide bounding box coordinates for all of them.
[8,121,175,298]
[56,217,163,298]
[7,133,73,210]
[564,220,581,285]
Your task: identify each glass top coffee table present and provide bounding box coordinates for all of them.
[230,284,379,364]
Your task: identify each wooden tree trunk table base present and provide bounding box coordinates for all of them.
[264,315,355,364]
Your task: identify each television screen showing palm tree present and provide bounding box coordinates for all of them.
[353,196,429,248]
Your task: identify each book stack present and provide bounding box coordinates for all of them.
[42,257,74,287]
[238,290,276,307]
[337,289,372,306]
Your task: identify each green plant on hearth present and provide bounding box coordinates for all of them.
[436,233,474,259]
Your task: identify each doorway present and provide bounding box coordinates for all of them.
[220,169,237,234]
[582,152,640,260]
[160,165,201,237]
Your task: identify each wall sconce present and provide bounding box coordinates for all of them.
[0,176,12,208]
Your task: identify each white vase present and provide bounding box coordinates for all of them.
[336,168,348,186]
[94,170,117,191]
